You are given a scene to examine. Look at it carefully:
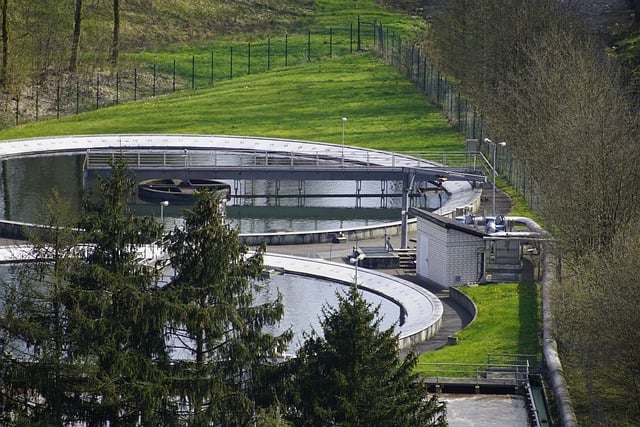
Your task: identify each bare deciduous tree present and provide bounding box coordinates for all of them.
[69,0,82,72]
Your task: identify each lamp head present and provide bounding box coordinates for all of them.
[499,141,507,147]
[483,138,492,144]
[350,253,366,264]
[160,200,169,207]
[342,117,347,123]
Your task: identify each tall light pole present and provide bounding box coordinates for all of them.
[341,117,347,166]
[349,253,366,287]
[483,138,506,217]
[160,200,169,224]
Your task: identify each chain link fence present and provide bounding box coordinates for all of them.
[373,23,541,211]
[2,19,377,128]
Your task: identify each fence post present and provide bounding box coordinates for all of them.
[372,19,377,45]
[173,59,176,92]
[96,75,100,110]
[268,37,271,70]
[416,49,420,86]
[285,33,288,66]
[307,30,311,61]
[116,71,120,105]
[192,55,196,88]
[357,16,361,51]
[134,67,138,101]
[153,63,157,96]
[436,72,441,106]
[407,43,416,81]
[248,42,251,75]
[385,27,389,59]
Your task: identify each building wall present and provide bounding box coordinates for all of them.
[445,231,484,285]
[416,216,484,287]
[416,218,448,285]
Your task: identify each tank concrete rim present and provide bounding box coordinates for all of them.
[262,253,443,347]
[0,245,443,351]
[0,134,479,240]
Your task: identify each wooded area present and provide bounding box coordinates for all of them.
[0,1,313,91]
[426,1,640,424]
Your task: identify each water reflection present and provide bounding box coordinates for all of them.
[0,155,422,232]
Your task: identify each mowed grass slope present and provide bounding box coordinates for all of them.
[417,283,542,368]
[0,54,463,153]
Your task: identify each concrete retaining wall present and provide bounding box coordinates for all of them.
[398,316,443,350]
[0,220,43,240]
[449,286,478,325]
[242,220,416,246]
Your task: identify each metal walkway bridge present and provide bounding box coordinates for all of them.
[84,146,485,204]
[81,135,485,202]
[83,146,484,183]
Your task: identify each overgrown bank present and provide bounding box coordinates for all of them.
[423,1,640,425]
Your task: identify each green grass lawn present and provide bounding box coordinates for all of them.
[416,283,542,370]
[0,53,463,153]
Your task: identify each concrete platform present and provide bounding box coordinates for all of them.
[354,246,400,269]
[444,394,529,427]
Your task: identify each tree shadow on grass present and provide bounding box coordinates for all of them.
[518,259,542,360]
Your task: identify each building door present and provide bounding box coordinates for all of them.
[419,236,429,277]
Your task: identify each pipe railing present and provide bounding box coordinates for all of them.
[415,361,530,383]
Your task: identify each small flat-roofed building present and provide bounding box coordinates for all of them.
[410,208,545,287]
[410,207,486,287]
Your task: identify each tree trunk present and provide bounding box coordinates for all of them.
[110,0,119,67]
[631,0,640,27]
[1,0,8,89]
[69,0,82,72]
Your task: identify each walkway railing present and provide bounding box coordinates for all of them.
[83,148,486,186]
[415,361,530,384]
[84,148,436,170]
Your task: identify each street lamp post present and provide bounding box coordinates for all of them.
[160,200,169,224]
[483,138,506,217]
[349,253,366,286]
[341,117,347,166]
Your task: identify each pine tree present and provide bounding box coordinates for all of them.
[289,285,447,427]
[0,190,86,426]
[164,189,292,425]
[65,156,170,425]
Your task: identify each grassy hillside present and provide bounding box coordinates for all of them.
[0,53,463,153]
[96,0,422,53]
